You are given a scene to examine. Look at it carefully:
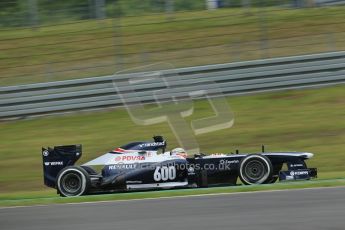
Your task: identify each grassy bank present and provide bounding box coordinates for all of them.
[0,84,344,194]
[1,7,345,85]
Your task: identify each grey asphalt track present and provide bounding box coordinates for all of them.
[1,187,345,230]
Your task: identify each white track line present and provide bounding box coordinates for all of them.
[1,185,345,210]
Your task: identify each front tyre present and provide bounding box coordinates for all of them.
[56,166,90,197]
[239,154,273,185]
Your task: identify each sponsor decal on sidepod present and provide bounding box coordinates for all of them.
[109,164,137,170]
[138,142,165,148]
[44,161,64,166]
[115,156,146,161]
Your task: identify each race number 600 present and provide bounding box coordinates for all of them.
[154,166,176,182]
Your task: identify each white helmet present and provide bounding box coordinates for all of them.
[171,148,187,158]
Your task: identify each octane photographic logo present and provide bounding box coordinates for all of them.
[112,63,234,154]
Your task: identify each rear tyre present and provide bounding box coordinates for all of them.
[56,166,90,197]
[81,165,98,175]
[239,154,273,185]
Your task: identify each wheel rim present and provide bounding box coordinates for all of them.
[61,173,82,194]
[244,160,266,182]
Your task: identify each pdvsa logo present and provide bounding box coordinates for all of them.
[115,156,122,161]
[115,156,145,161]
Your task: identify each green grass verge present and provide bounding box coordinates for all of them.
[1,179,345,207]
[1,6,345,85]
[0,84,344,195]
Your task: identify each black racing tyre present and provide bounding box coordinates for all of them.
[239,154,273,185]
[56,166,90,197]
[265,163,283,184]
[266,176,278,184]
[80,165,98,175]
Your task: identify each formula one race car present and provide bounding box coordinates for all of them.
[42,136,317,197]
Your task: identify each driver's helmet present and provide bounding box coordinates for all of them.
[171,148,188,158]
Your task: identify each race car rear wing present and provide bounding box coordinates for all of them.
[42,144,82,188]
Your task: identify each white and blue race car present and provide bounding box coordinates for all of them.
[42,136,317,197]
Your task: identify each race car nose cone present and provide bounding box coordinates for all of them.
[303,152,314,159]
